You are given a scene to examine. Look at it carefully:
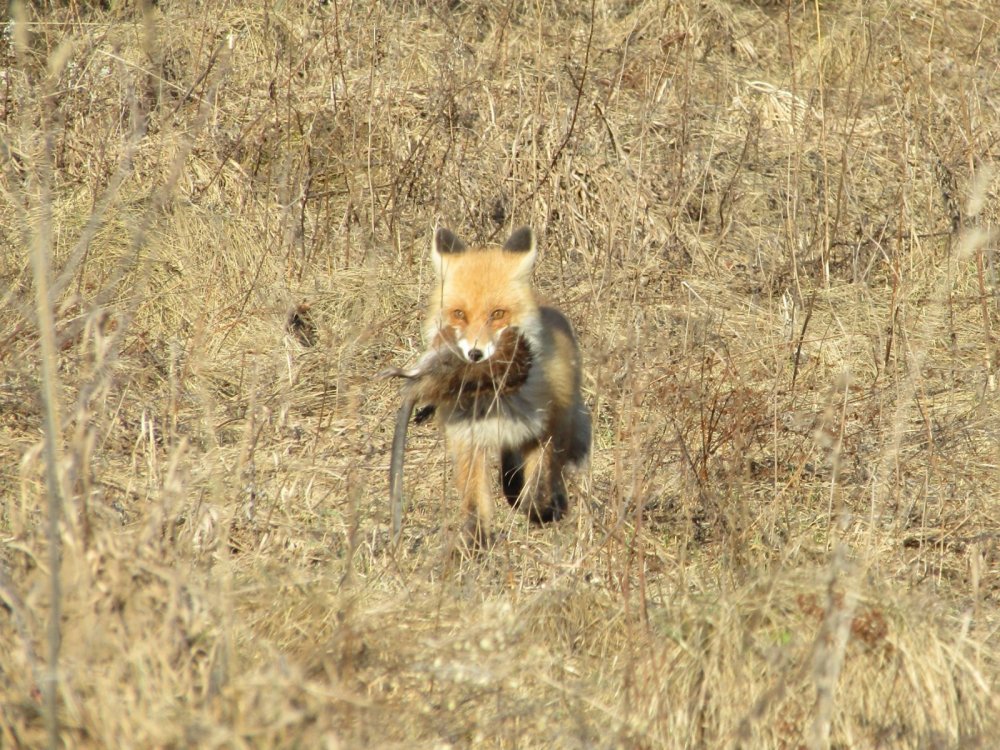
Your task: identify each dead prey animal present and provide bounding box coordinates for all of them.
[379,328,533,541]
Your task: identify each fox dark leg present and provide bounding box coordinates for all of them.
[501,448,525,507]
[514,441,567,524]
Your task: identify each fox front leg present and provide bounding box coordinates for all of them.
[451,441,494,547]
[511,440,568,524]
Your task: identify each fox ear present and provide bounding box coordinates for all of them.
[431,227,466,274]
[503,226,536,276]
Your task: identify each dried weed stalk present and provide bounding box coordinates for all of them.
[1,1,999,747]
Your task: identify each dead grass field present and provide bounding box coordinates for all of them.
[2,0,1000,747]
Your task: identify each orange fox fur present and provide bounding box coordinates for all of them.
[408,226,591,544]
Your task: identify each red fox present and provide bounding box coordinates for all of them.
[388,226,591,545]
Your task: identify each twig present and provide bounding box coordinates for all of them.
[791,288,817,393]
[17,2,67,742]
[520,0,596,210]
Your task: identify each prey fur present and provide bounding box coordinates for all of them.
[380,328,534,540]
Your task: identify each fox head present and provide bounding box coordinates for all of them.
[425,226,541,363]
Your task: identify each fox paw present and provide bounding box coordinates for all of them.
[522,491,568,525]
[460,518,495,550]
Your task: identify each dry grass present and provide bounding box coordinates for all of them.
[2,0,1000,747]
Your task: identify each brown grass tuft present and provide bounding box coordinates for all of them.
[3,0,1000,747]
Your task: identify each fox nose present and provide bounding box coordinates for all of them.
[467,348,485,362]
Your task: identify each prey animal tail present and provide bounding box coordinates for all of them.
[389,393,417,543]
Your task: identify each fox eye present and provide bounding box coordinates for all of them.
[490,309,507,321]
[451,309,466,322]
